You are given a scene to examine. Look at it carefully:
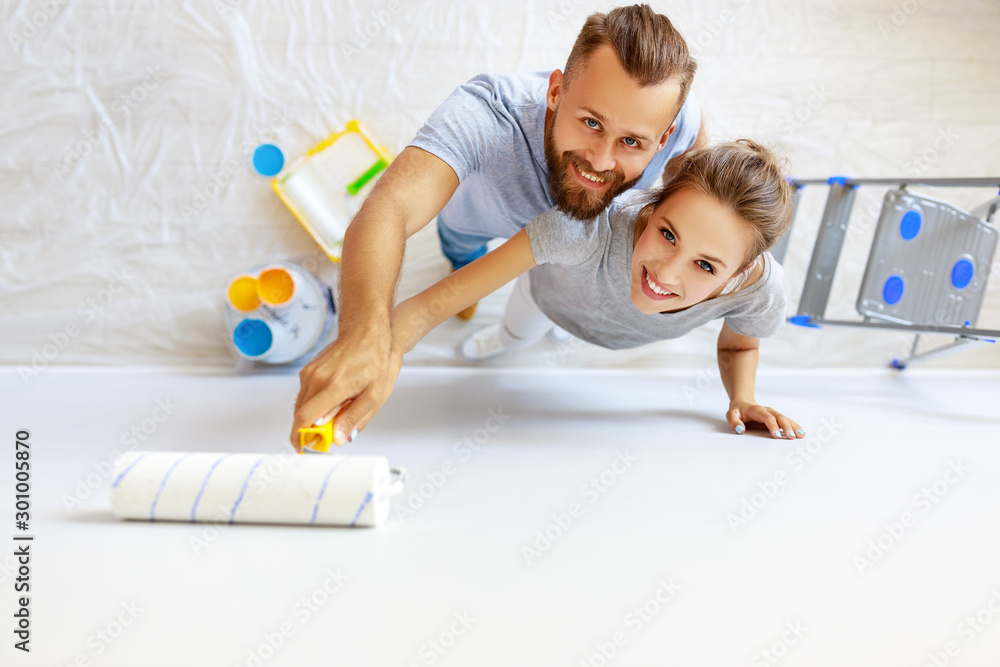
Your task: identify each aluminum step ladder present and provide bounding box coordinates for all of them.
[776,177,1000,368]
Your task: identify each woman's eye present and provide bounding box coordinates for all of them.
[623,137,637,147]
[660,228,675,243]
[585,118,599,129]
[697,260,715,274]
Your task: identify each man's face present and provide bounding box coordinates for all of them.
[544,44,683,220]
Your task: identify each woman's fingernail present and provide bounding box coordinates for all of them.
[735,425,745,435]
[796,429,805,436]
[349,428,358,443]
[335,429,347,444]
[774,429,783,438]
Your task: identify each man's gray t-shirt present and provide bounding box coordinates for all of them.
[525,193,787,349]
[409,71,701,240]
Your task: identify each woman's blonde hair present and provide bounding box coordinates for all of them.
[638,140,793,270]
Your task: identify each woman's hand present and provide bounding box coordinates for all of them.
[727,401,805,440]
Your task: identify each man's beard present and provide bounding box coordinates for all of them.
[544,106,644,220]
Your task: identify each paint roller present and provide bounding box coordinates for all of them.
[110,448,406,528]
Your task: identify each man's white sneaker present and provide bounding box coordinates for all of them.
[458,324,508,362]
[547,325,572,343]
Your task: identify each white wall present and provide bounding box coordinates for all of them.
[2,0,999,370]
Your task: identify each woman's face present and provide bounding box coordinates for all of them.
[630,187,752,314]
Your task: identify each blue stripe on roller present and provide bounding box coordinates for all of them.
[310,458,348,524]
[150,454,194,521]
[190,454,231,522]
[350,492,375,527]
[229,457,265,524]
[111,451,152,488]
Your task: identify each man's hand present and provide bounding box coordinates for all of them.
[291,326,400,448]
[289,147,460,449]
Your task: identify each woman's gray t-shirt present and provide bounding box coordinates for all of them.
[525,193,787,349]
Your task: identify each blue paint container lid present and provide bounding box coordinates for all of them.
[233,319,273,357]
[252,144,285,177]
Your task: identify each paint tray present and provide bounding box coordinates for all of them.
[272,120,393,261]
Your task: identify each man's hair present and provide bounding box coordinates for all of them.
[638,140,794,269]
[564,4,697,111]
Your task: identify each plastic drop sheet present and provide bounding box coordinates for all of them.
[2,0,999,370]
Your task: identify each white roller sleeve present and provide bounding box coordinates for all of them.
[110,451,406,527]
[281,164,351,246]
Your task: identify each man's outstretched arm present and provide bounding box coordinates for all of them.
[290,146,459,447]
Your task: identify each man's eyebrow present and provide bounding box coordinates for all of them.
[657,215,728,270]
[581,106,654,144]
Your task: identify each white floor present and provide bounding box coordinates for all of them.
[3,366,1000,666]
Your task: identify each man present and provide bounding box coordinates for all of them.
[291,4,705,446]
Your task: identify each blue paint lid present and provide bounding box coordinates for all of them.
[233,319,273,357]
[252,144,285,177]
